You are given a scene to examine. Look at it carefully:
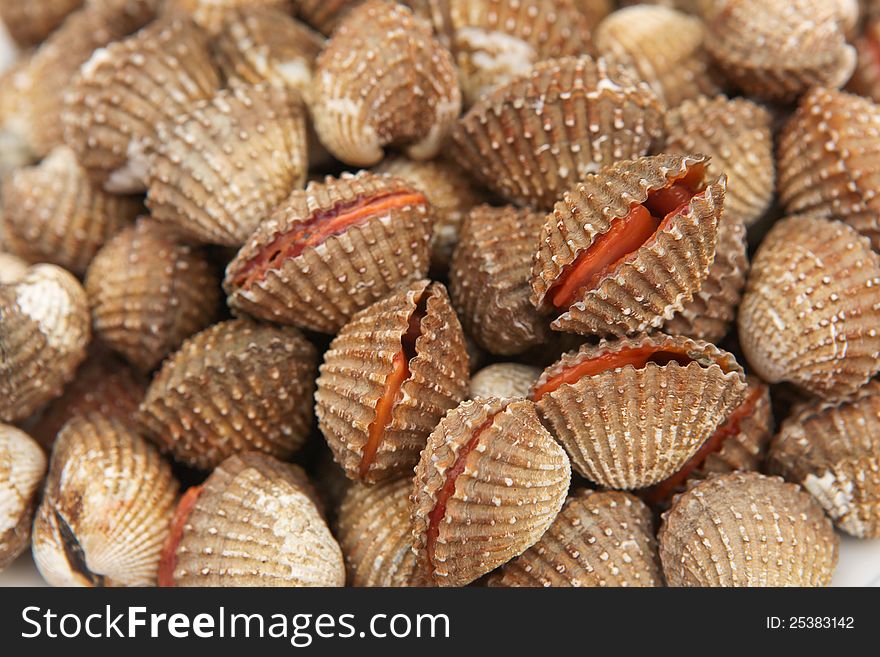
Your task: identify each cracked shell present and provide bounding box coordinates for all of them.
[315,280,469,483]
[0,425,46,570]
[659,471,839,587]
[32,412,179,587]
[163,0,292,35]
[468,363,541,401]
[0,0,83,47]
[411,397,571,587]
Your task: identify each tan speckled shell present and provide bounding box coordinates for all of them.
[0,252,29,284]
[1,146,141,275]
[531,153,724,337]
[659,472,839,587]
[0,264,90,423]
[337,477,418,587]
[847,19,880,102]
[738,214,880,400]
[451,205,549,355]
[316,280,469,483]
[85,219,220,372]
[0,0,83,47]
[533,334,748,489]
[0,425,46,570]
[164,0,292,35]
[163,453,344,587]
[489,490,663,587]
[411,397,571,587]
[469,363,541,400]
[32,413,178,587]
[453,55,665,210]
[768,380,880,538]
[138,319,317,470]
[224,171,433,334]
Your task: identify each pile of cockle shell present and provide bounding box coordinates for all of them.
[1,0,878,589]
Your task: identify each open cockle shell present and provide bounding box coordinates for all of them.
[163,0,293,35]
[316,280,469,483]
[0,0,83,47]
[0,425,47,570]
[532,333,748,489]
[138,319,317,470]
[32,413,179,587]
[489,490,663,587]
[159,453,345,587]
[468,363,541,401]
[659,471,839,587]
[411,397,571,587]
[224,171,433,334]
[453,55,665,210]
[738,214,880,400]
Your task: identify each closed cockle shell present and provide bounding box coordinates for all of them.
[32,412,179,587]
[146,82,307,246]
[453,55,665,210]
[450,205,549,355]
[85,219,221,372]
[336,477,418,587]
[0,425,47,570]
[469,363,541,400]
[311,0,460,167]
[0,0,83,47]
[62,16,221,193]
[530,153,724,337]
[738,214,880,400]
[659,471,839,587]
[768,380,880,538]
[0,146,141,275]
[316,279,469,483]
[224,171,433,334]
[532,333,748,489]
[138,318,317,470]
[489,490,663,587]
[292,0,360,35]
[664,95,774,228]
[0,264,90,423]
[163,0,292,35]
[411,397,571,587]
[777,88,880,250]
[158,452,345,587]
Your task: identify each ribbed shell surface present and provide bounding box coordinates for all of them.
[164,0,292,35]
[0,425,46,569]
[0,0,83,47]
[469,363,541,401]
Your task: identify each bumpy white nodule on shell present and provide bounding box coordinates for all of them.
[0,425,47,570]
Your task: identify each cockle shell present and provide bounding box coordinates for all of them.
[0,0,83,47]
[659,471,839,587]
[450,205,549,355]
[163,0,292,35]
[0,425,46,570]
[0,264,90,423]
[0,252,29,284]
[768,380,880,538]
[159,453,345,587]
[292,0,360,34]
[737,214,880,400]
[85,219,221,372]
[489,490,663,587]
[32,412,179,587]
[224,171,433,334]
[138,319,317,470]
[411,397,571,587]
[311,0,461,167]
[316,280,469,483]
[336,477,418,587]
[453,55,665,209]
[0,146,141,275]
[468,363,541,401]
[532,334,748,489]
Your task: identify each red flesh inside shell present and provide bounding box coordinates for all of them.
[157,484,204,587]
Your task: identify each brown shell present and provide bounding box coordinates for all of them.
[0,264,90,423]
[530,153,724,337]
[533,334,748,489]
[737,214,880,400]
[161,453,345,587]
[768,380,880,538]
[224,171,433,334]
[777,88,880,250]
[0,0,83,47]
[847,19,880,102]
[62,16,221,193]
[315,280,469,483]
[0,146,141,275]
[0,425,47,570]
[336,477,418,587]
[469,363,541,401]
[450,205,549,355]
[489,490,663,587]
[138,318,317,470]
[453,55,665,210]
[411,397,571,587]
[664,95,774,228]
[31,412,179,587]
[163,0,292,35]
[659,472,839,587]
[85,219,221,372]
[292,0,360,35]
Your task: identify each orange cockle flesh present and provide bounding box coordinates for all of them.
[157,484,204,587]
